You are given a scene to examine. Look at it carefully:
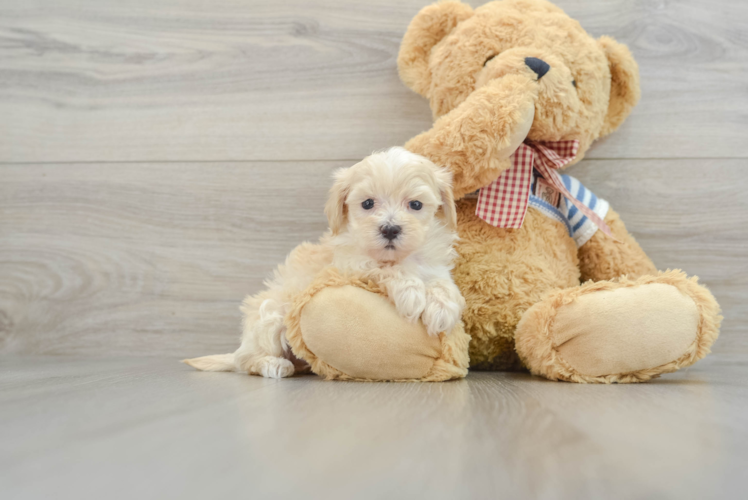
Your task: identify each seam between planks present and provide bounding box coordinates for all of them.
[1,157,747,166]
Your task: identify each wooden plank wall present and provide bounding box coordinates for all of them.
[1,0,746,357]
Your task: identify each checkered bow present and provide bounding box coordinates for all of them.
[475,140,614,238]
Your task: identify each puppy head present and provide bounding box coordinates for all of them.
[325,147,456,263]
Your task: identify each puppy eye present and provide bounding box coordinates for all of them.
[362,199,374,210]
[409,200,423,210]
[484,54,498,67]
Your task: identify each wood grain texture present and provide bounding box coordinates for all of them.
[1,355,747,500]
[1,160,745,357]
[0,161,337,356]
[1,2,745,496]
[1,0,747,162]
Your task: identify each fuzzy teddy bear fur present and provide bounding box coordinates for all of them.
[286,269,471,382]
[393,0,721,377]
[288,0,721,383]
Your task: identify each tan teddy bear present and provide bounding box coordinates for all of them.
[289,0,721,383]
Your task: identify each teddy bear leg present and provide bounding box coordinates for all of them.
[514,270,721,383]
[284,276,470,382]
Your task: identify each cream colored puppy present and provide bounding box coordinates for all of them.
[184,147,465,378]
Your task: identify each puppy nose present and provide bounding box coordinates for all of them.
[380,225,401,241]
[525,57,550,79]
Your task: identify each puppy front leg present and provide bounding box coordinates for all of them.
[383,275,427,324]
[235,298,295,379]
[422,279,465,336]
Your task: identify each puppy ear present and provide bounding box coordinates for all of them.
[598,36,641,137]
[397,1,473,97]
[434,166,458,231]
[324,167,352,235]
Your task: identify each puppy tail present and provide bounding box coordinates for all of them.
[181,353,236,372]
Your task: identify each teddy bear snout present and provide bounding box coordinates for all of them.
[525,57,550,79]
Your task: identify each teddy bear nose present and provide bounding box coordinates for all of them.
[525,57,550,79]
[380,225,401,241]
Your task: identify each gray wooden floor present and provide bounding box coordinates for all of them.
[1,0,747,498]
[2,355,747,500]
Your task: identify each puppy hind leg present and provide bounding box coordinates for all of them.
[235,299,295,378]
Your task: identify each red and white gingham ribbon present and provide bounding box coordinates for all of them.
[475,140,614,238]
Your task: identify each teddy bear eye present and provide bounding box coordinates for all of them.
[483,54,499,67]
[362,199,374,210]
[572,79,577,88]
[409,200,423,210]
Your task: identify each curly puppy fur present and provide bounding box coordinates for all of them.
[183,147,465,378]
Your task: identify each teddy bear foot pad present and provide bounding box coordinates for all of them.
[515,271,721,383]
[285,272,471,382]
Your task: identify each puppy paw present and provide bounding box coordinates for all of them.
[257,356,295,379]
[422,282,465,336]
[387,278,427,323]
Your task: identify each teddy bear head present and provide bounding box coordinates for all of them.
[397,0,640,162]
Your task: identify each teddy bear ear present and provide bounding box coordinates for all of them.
[598,36,641,137]
[397,1,474,97]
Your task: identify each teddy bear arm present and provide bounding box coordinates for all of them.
[578,208,657,282]
[405,74,536,199]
